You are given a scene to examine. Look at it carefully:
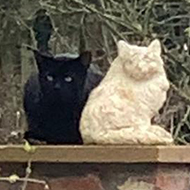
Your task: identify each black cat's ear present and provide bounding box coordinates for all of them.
[78,51,92,68]
[33,50,53,72]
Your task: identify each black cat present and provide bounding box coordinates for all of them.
[24,50,93,144]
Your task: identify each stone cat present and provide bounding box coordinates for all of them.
[80,39,173,145]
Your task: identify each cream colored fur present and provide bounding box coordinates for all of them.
[80,39,173,145]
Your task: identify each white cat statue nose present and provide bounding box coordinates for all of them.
[80,39,173,145]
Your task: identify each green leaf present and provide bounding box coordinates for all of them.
[184,27,190,38]
[133,23,142,32]
[9,174,19,183]
[23,140,37,153]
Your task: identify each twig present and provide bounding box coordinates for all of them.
[143,0,156,34]
[103,19,127,41]
[176,137,189,145]
[21,159,32,190]
[170,82,190,104]
[173,105,190,139]
[153,15,190,25]
[0,177,48,186]
[14,15,36,47]
[101,21,111,64]
[170,115,174,136]
[71,0,145,37]
[39,1,86,15]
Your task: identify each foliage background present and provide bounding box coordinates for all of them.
[0,0,190,144]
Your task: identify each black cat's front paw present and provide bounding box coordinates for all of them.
[24,131,46,145]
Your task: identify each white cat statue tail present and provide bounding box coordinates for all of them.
[80,39,173,145]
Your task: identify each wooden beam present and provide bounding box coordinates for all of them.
[0,145,188,163]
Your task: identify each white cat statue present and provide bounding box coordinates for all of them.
[80,39,173,145]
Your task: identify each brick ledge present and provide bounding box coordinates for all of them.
[0,145,188,163]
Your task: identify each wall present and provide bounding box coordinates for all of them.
[0,163,190,190]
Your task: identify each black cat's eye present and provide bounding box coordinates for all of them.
[64,76,72,82]
[46,75,54,82]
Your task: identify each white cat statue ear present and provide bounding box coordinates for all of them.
[117,40,132,57]
[148,39,161,55]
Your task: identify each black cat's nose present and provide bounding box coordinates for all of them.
[54,83,61,89]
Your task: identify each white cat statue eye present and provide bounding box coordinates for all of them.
[80,39,173,145]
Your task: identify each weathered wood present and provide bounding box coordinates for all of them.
[158,146,190,163]
[0,145,189,163]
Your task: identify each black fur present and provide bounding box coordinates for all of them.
[24,51,92,144]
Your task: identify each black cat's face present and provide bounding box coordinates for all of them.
[34,51,91,105]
